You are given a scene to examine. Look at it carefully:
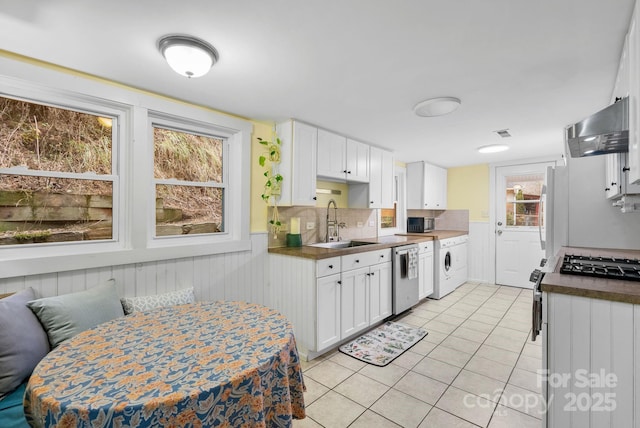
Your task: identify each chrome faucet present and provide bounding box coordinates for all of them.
[326,199,339,242]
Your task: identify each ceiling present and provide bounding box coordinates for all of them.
[0,0,635,167]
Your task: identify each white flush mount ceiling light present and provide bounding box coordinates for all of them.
[158,35,219,78]
[413,97,461,117]
[477,144,510,153]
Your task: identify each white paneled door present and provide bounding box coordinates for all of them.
[495,163,552,288]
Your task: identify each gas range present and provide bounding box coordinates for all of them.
[559,254,640,282]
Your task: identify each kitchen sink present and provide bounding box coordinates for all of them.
[308,240,377,249]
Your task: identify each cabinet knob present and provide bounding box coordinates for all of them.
[605,187,611,191]
[623,167,631,172]
[355,259,360,263]
[347,170,352,174]
[370,272,375,276]
[611,182,617,186]
[380,254,384,258]
[313,196,317,200]
[370,201,374,204]
[337,280,342,285]
[343,170,347,173]
[328,265,333,269]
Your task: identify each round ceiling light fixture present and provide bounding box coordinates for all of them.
[477,144,510,154]
[158,35,219,78]
[413,97,461,117]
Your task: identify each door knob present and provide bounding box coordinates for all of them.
[497,230,503,236]
[497,221,503,226]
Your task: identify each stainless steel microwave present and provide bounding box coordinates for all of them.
[407,217,434,233]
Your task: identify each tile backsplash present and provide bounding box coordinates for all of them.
[406,209,469,232]
[267,207,470,247]
[268,206,377,247]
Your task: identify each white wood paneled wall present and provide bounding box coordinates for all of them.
[468,222,491,283]
[546,292,638,428]
[0,233,270,305]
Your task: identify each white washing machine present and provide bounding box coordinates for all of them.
[432,235,469,299]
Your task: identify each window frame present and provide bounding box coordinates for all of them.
[0,60,252,279]
[148,113,230,246]
[0,86,128,258]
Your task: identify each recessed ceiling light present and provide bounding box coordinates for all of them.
[413,97,461,117]
[478,144,510,153]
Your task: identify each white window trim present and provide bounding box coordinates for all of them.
[148,113,231,246]
[0,56,252,278]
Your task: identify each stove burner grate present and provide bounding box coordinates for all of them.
[559,254,640,282]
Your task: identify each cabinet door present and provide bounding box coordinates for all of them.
[622,153,640,194]
[368,147,383,208]
[292,122,318,206]
[418,253,427,299]
[605,154,622,199]
[423,252,434,298]
[380,149,395,208]
[435,165,448,209]
[317,129,346,180]
[369,262,392,324]
[341,267,369,338]
[406,161,425,209]
[346,139,370,183]
[628,12,640,184]
[424,163,447,209]
[317,273,341,351]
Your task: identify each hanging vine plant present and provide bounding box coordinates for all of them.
[257,135,283,237]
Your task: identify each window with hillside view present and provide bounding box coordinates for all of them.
[152,125,225,237]
[0,96,116,245]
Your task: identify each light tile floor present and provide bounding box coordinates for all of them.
[294,282,544,428]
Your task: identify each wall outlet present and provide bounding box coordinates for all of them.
[306,222,315,230]
[357,221,363,228]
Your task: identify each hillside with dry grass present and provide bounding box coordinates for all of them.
[0,96,224,242]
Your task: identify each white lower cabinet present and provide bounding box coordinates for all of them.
[545,292,640,427]
[340,266,369,338]
[369,262,392,324]
[269,249,391,360]
[316,273,341,350]
[418,241,434,299]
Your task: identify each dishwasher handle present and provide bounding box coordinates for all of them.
[396,249,409,279]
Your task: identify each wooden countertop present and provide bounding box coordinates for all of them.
[397,231,468,240]
[268,230,468,260]
[541,246,640,305]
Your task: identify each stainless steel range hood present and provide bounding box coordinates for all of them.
[565,97,628,157]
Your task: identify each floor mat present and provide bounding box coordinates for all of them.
[339,321,428,366]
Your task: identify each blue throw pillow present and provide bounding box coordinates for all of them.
[0,289,49,400]
[27,279,124,348]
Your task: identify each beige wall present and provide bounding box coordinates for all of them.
[447,164,490,222]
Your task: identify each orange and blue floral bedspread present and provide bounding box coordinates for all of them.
[25,301,306,427]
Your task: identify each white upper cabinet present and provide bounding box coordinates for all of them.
[349,146,393,209]
[317,129,369,182]
[317,129,347,180]
[275,120,318,206]
[608,0,640,189]
[407,161,448,209]
[628,3,640,184]
[345,139,370,183]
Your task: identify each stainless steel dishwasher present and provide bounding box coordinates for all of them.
[392,243,419,314]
